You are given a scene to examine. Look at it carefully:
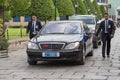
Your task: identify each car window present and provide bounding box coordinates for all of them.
[70,16,95,24]
[40,22,82,34]
[83,23,90,34]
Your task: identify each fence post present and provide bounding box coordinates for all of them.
[20,26,22,38]
[6,29,9,40]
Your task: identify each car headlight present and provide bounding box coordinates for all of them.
[65,42,80,50]
[27,42,39,49]
[92,28,95,33]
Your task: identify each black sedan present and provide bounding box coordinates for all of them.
[26,21,93,65]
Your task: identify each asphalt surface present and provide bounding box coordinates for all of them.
[0,29,120,80]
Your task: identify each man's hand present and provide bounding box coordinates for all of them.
[110,34,114,38]
[94,35,97,39]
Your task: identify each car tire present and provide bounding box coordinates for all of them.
[98,41,101,45]
[76,47,85,65]
[28,60,37,65]
[87,50,93,56]
[93,41,98,48]
[27,57,37,65]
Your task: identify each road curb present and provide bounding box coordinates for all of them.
[8,38,29,49]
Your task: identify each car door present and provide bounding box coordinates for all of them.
[83,23,92,54]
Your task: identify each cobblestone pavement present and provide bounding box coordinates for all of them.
[0,29,120,80]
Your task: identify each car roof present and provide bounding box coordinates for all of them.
[97,18,113,24]
[48,20,84,24]
[71,15,96,17]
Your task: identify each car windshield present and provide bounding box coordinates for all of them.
[40,22,82,34]
[70,16,95,24]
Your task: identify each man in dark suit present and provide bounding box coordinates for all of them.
[26,14,42,39]
[95,13,116,59]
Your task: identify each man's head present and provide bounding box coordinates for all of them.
[31,14,37,21]
[104,13,109,20]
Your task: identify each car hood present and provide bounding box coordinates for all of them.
[31,34,83,43]
[87,24,95,30]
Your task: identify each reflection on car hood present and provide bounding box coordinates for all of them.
[31,34,83,43]
[87,24,95,30]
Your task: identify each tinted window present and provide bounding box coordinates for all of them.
[70,16,95,24]
[40,22,82,34]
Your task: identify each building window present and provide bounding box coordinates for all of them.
[24,16,31,22]
[13,17,20,22]
[60,16,67,20]
[97,0,105,3]
[118,11,120,16]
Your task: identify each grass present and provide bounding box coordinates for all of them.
[5,28,28,40]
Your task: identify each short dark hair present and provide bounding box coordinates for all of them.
[31,13,37,17]
[104,13,109,15]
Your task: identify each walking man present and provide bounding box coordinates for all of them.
[26,14,42,39]
[95,13,116,59]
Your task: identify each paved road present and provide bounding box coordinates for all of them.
[0,29,120,80]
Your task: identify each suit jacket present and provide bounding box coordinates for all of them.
[96,20,116,38]
[26,21,42,35]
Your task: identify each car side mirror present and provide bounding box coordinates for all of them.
[86,32,91,35]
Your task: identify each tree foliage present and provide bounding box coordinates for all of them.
[71,0,88,15]
[100,5,106,17]
[27,0,55,21]
[4,0,31,20]
[83,0,89,14]
[56,0,75,17]
[0,0,3,6]
[92,0,102,19]
[84,0,96,15]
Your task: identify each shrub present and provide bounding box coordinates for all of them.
[0,37,9,50]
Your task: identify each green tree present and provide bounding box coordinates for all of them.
[71,0,88,15]
[28,0,55,22]
[83,0,89,14]
[0,0,3,6]
[56,0,75,19]
[4,0,31,20]
[92,0,102,19]
[84,0,96,15]
[100,5,106,17]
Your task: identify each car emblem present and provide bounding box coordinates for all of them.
[42,44,49,48]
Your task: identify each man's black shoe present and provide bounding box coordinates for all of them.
[102,56,105,60]
[107,55,110,58]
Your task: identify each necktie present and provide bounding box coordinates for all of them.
[32,22,35,32]
[105,20,108,33]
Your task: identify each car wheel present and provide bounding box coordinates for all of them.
[87,49,93,56]
[76,48,85,65]
[27,57,37,65]
[98,41,101,45]
[93,41,98,48]
[28,60,37,65]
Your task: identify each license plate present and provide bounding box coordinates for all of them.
[42,52,60,57]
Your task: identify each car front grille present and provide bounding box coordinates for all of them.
[40,43,65,50]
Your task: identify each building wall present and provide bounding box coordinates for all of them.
[5,16,61,27]
[108,0,120,16]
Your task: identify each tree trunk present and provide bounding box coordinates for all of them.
[66,15,69,20]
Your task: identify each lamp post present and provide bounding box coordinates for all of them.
[54,0,57,21]
[75,0,79,14]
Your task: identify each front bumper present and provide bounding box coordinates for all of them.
[27,49,82,61]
